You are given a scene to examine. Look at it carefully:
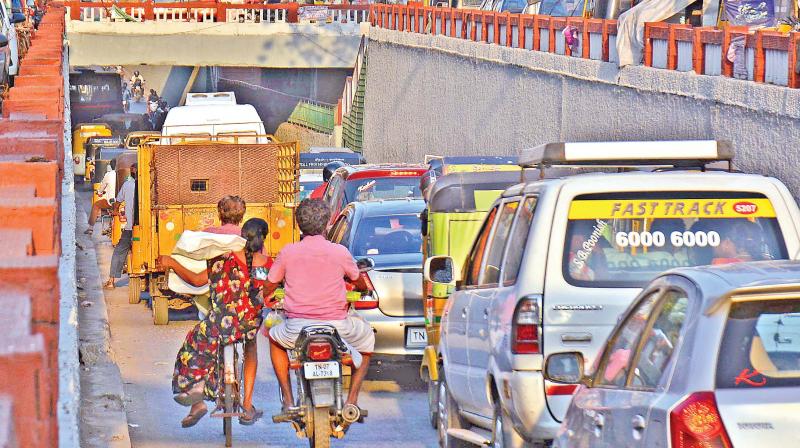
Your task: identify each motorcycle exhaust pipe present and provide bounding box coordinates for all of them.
[342,403,361,423]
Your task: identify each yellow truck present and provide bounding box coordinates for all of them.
[127,135,300,324]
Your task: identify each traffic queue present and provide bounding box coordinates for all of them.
[312,140,800,448]
[88,94,800,448]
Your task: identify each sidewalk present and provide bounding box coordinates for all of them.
[76,195,132,448]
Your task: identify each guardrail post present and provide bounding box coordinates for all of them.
[693,27,707,74]
[643,22,654,66]
[144,0,154,21]
[504,12,512,47]
[286,3,298,23]
[215,2,227,22]
[518,15,527,49]
[722,25,747,77]
[754,29,766,83]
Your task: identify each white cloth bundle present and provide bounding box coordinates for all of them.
[167,231,246,295]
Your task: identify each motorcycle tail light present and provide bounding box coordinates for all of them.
[307,341,333,361]
[670,391,732,448]
[289,360,302,370]
[341,353,353,366]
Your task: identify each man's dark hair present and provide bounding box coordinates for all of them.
[217,195,246,225]
[296,199,331,236]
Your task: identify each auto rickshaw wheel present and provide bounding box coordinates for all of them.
[129,277,142,304]
[153,295,169,325]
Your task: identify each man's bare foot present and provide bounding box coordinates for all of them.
[103,279,116,289]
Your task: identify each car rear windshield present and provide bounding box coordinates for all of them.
[716,299,800,389]
[351,214,423,257]
[563,192,788,288]
[345,177,422,203]
[299,181,322,201]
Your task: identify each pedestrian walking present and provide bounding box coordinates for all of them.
[104,163,137,289]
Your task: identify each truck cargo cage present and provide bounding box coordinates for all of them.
[518,140,734,178]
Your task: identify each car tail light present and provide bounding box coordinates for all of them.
[546,385,578,395]
[670,391,732,448]
[354,273,379,310]
[511,298,540,354]
[307,341,333,362]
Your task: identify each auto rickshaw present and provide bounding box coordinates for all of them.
[84,136,124,183]
[124,131,160,150]
[419,169,521,428]
[72,123,111,181]
[129,134,300,325]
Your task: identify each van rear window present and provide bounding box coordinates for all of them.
[563,192,787,288]
[716,299,800,389]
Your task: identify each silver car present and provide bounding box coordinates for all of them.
[328,199,427,375]
[546,260,800,448]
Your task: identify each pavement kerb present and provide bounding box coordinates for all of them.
[75,204,132,448]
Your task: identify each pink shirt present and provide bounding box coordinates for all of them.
[267,235,359,320]
[204,223,242,236]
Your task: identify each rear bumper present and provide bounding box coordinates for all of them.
[498,370,561,442]
[357,308,426,357]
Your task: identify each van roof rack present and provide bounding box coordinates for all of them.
[518,140,734,175]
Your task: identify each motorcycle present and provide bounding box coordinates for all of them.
[272,258,374,448]
[132,82,144,102]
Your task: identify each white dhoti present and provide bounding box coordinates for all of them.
[269,314,375,368]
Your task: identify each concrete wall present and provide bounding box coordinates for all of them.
[362,28,800,195]
[67,21,367,68]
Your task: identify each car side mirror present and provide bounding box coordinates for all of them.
[0,35,8,48]
[11,12,26,23]
[544,352,589,386]
[356,257,375,273]
[424,256,454,285]
[527,0,540,4]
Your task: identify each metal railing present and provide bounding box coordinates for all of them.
[370,4,800,89]
[64,1,371,24]
[287,99,336,134]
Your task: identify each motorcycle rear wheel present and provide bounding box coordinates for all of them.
[310,407,331,448]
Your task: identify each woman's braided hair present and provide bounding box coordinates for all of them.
[241,218,268,273]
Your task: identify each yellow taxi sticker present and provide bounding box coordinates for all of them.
[568,198,776,219]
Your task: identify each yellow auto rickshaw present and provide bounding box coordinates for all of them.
[124,131,160,151]
[129,134,301,325]
[72,123,111,181]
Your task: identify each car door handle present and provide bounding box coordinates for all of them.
[632,415,646,431]
[461,307,468,318]
[561,333,592,343]
[483,308,489,319]
[593,413,605,428]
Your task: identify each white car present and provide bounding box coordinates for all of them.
[425,140,800,447]
[546,260,800,447]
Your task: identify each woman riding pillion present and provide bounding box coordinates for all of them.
[160,218,272,428]
[263,199,375,415]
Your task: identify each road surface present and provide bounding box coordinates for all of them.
[80,190,438,447]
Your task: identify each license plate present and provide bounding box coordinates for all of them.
[406,327,428,348]
[303,361,340,379]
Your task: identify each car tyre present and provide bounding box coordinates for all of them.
[426,375,438,429]
[437,375,469,448]
[492,400,525,448]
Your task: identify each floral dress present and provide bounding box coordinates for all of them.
[172,253,271,401]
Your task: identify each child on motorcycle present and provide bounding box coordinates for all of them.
[263,199,375,412]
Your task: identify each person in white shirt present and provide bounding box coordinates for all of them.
[86,159,117,235]
[105,163,137,289]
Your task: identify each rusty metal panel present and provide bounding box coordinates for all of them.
[148,142,298,206]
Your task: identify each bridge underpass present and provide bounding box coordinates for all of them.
[3,2,800,447]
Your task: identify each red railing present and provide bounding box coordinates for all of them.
[64,0,370,24]
[370,4,800,88]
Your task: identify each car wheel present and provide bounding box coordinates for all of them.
[427,376,439,429]
[437,375,468,448]
[492,400,525,448]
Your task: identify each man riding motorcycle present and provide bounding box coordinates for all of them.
[130,71,145,101]
[263,199,374,414]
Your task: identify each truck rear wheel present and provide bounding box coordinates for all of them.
[129,277,142,304]
[153,295,169,325]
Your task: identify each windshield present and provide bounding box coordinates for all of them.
[717,299,800,389]
[345,177,422,203]
[351,214,423,257]
[299,181,323,201]
[563,192,788,288]
[538,0,585,16]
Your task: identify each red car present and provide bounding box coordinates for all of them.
[321,164,427,225]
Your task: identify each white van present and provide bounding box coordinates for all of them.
[160,92,269,144]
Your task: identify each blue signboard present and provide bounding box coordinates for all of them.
[724,0,776,27]
[299,152,363,170]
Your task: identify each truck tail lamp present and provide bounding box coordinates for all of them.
[512,297,540,354]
